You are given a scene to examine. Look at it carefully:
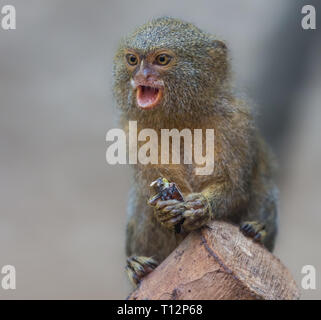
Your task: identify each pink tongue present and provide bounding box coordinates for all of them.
[139,87,158,106]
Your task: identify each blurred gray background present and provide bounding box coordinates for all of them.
[0,0,320,299]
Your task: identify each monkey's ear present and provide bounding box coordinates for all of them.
[208,39,227,57]
[212,40,227,51]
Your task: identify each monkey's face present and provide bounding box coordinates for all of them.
[125,49,175,110]
[113,17,228,118]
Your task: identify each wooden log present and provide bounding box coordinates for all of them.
[128,221,300,300]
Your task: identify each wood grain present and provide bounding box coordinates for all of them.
[128,221,300,300]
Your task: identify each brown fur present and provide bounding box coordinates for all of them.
[113,17,278,265]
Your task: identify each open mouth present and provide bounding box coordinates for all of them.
[136,85,163,110]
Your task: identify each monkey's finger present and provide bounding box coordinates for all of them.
[157,208,183,222]
[160,202,185,213]
[125,265,140,287]
[240,221,266,243]
[126,258,145,277]
[185,200,204,210]
[162,215,184,229]
[183,218,207,231]
[126,256,158,287]
[158,202,186,218]
[241,221,265,235]
[254,230,267,242]
[134,256,158,269]
[182,209,210,230]
[182,209,200,219]
[155,199,180,209]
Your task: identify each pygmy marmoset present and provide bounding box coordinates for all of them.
[112,17,278,287]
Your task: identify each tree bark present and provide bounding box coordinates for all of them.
[128,221,300,300]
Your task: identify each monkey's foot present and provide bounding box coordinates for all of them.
[125,256,158,287]
[152,193,211,232]
[240,221,267,243]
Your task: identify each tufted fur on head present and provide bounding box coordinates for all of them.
[113,17,230,125]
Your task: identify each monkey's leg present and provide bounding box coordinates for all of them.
[125,256,158,287]
[240,186,278,251]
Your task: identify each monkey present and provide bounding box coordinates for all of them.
[112,17,278,287]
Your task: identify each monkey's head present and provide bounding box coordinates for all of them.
[113,17,229,120]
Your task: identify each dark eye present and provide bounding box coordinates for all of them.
[155,54,172,66]
[126,54,138,66]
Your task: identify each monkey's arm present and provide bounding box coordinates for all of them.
[151,112,255,232]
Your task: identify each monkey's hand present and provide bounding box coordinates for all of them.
[151,193,212,232]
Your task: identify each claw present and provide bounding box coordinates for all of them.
[240,221,266,243]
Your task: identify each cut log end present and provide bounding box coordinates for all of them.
[128,221,300,300]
